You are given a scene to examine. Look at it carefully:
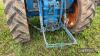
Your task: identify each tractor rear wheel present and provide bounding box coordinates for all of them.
[66,0,95,32]
[3,0,30,43]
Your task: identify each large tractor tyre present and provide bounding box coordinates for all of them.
[95,0,100,6]
[66,0,95,33]
[3,0,30,43]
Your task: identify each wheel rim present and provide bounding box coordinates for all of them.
[66,1,79,28]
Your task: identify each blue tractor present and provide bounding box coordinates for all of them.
[3,0,95,48]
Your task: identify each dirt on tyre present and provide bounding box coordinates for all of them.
[95,0,100,6]
[66,0,95,33]
[3,0,30,43]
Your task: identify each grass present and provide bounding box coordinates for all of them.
[0,0,100,56]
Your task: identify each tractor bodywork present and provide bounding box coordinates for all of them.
[3,0,95,48]
[25,0,77,48]
[26,0,74,17]
[25,0,75,31]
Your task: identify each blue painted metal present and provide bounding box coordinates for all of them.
[25,0,77,48]
[26,0,39,17]
[66,0,74,9]
[25,0,74,17]
[38,0,77,48]
[26,0,33,11]
[43,0,61,31]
